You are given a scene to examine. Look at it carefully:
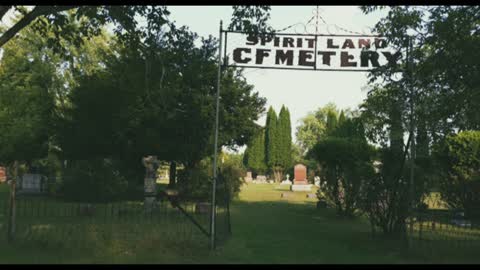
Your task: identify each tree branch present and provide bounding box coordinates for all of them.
[0,5,76,48]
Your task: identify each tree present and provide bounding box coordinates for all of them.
[358,5,480,237]
[295,103,339,154]
[265,106,283,182]
[278,106,292,171]
[310,136,375,218]
[244,129,267,175]
[361,5,480,144]
[0,6,273,50]
[325,110,338,136]
[0,18,65,175]
[0,42,55,165]
[309,114,374,218]
[57,25,266,189]
[434,131,480,218]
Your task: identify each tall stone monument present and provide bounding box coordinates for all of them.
[291,164,312,192]
[142,156,160,213]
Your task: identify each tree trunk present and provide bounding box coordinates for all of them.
[169,161,177,187]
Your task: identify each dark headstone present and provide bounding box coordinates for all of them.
[196,202,211,214]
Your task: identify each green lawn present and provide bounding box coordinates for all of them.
[0,182,479,263]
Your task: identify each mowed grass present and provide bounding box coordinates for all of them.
[0,182,479,263]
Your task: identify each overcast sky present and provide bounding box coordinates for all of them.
[167,6,388,143]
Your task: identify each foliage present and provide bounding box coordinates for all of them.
[277,106,292,170]
[176,155,244,205]
[56,26,266,180]
[361,5,480,145]
[243,129,267,175]
[61,158,128,203]
[263,105,293,182]
[359,5,480,236]
[228,6,274,34]
[295,103,339,154]
[309,117,375,218]
[265,106,279,169]
[434,131,480,217]
[218,158,245,206]
[176,161,213,203]
[0,26,56,165]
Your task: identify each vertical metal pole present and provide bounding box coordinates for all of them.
[210,20,223,250]
[408,35,416,236]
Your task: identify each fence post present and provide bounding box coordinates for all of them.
[7,161,18,243]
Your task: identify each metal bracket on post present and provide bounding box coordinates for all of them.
[210,20,223,251]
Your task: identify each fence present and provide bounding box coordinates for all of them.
[0,189,231,250]
[407,208,480,257]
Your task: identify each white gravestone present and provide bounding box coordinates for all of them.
[280,174,292,185]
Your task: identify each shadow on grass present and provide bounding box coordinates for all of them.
[215,199,480,264]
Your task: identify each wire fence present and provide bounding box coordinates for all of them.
[407,208,480,256]
[0,190,231,250]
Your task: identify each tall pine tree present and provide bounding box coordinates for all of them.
[265,106,278,168]
[278,105,292,171]
[325,110,338,136]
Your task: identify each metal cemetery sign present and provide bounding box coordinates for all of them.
[210,22,409,251]
[223,31,401,72]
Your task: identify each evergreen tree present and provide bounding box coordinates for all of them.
[278,105,292,170]
[244,129,266,174]
[265,106,278,168]
[326,110,339,136]
[338,110,346,127]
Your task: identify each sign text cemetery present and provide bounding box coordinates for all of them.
[224,32,400,71]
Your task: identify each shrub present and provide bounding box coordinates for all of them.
[61,158,128,203]
[434,131,480,218]
[310,137,375,218]
[176,162,212,203]
[176,157,245,205]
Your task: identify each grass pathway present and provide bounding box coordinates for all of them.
[205,184,416,264]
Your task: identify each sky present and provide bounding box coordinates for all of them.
[166,6,388,143]
[1,5,389,145]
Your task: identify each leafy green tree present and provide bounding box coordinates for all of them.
[295,103,339,154]
[0,44,55,165]
[434,131,480,217]
[309,113,374,218]
[58,25,266,189]
[361,5,480,144]
[310,136,375,218]
[1,6,273,55]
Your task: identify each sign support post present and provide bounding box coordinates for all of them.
[407,35,416,239]
[210,20,223,251]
